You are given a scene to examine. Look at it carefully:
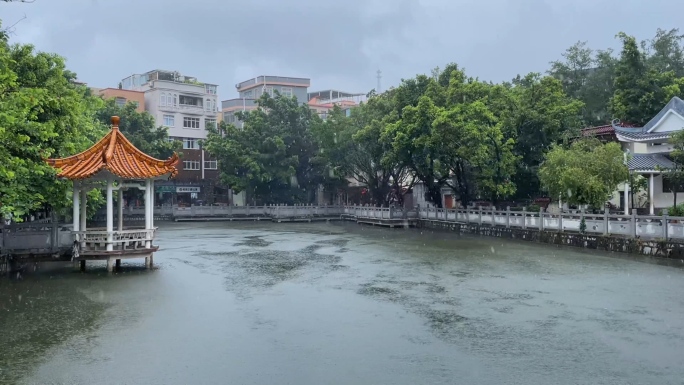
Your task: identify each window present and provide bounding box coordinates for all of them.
[160,92,166,106]
[183,138,200,149]
[163,114,175,127]
[204,160,218,170]
[206,99,211,111]
[205,84,217,95]
[243,90,253,98]
[173,94,178,106]
[115,97,126,107]
[211,100,216,112]
[166,137,176,143]
[183,117,201,129]
[206,118,217,129]
[167,94,174,107]
[281,87,293,97]
[224,113,236,124]
[264,86,274,96]
[179,95,202,106]
[183,160,200,170]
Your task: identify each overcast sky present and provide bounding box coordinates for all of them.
[3,0,684,100]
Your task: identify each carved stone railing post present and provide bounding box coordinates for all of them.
[603,206,609,235]
[539,207,544,231]
[506,206,511,228]
[631,209,638,238]
[663,209,669,240]
[478,206,483,225]
[522,207,527,229]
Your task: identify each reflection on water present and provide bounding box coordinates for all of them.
[0,273,108,384]
[2,222,684,385]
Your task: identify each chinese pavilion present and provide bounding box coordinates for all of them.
[46,116,179,272]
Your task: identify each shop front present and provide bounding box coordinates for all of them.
[154,184,202,206]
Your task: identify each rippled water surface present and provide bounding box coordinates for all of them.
[2,222,684,384]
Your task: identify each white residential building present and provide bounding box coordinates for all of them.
[120,70,225,205]
[121,70,218,140]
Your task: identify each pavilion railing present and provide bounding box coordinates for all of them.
[73,228,155,252]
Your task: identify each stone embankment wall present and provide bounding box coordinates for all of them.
[419,219,684,259]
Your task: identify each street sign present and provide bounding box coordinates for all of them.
[176,186,200,193]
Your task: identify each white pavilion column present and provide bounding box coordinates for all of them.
[72,182,80,233]
[118,187,124,231]
[80,189,87,232]
[106,178,114,251]
[150,180,155,229]
[649,173,655,215]
[145,179,152,248]
[624,180,630,215]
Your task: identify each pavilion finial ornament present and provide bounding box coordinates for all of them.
[111,115,120,129]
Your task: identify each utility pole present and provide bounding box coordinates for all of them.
[376,69,382,93]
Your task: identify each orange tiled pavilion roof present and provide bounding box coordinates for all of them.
[46,116,179,180]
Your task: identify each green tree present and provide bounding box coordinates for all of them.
[93,97,178,159]
[506,73,584,200]
[385,94,447,206]
[315,96,411,206]
[539,139,628,208]
[610,32,684,125]
[204,93,331,204]
[434,75,519,206]
[643,28,684,77]
[663,129,684,207]
[0,30,105,219]
[549,41,618,125]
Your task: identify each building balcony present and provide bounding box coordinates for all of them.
[221,98,257,110]
[160,103,217,115]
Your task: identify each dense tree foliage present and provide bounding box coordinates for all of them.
[0,20,177,220]
[550,29,684,127]
[0,29,105,219]
[539,139,628,208]
[204,94,339,205]
[664,130,684,207]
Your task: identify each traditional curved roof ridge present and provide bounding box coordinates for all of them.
[46,116,179,180]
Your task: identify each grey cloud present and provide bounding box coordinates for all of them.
[3,0,684,100]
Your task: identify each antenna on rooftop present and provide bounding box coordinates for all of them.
[376,69,382,93]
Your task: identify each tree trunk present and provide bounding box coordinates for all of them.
[674,188,677,207]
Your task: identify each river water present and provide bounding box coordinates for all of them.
[2,222,684,384]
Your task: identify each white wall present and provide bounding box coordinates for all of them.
[650,111,684,133]
[233,191,246,206]
[144,86,217,140]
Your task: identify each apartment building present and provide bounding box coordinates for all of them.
[307,89,365,120]
[120,70,225,205]
[222,75,311,128]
